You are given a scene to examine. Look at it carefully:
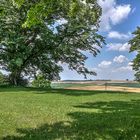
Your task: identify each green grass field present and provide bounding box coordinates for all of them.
[0,87,140,140]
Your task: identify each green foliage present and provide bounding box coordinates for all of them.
[12,0,25,8]
[0,0,104,86]
[129,27,140,82]
[32,74,51,88]
[0,72,8,85]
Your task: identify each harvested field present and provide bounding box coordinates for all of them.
[67,85,140,93]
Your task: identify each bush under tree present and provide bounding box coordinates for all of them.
[32,74,51,88]
[0,72,8,85]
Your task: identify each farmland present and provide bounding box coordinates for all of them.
[51,80,140,93]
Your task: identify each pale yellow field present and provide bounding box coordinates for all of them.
[67,85,140,93]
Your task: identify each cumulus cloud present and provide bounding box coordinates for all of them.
[113,55,128,63]
[113,62,133,72]
[111,5,131,25]
[98,61,112,68]
[115,66,132,72]
[107,43,131,52]
[128,62,133,66]
[98,0,132,31]
[108,31,132,40]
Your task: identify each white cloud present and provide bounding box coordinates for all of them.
[128,62,133,66]
[113,55,128,63]
[113,62,133,72]
[111,5,131,25]
[90,68,99,72]
[115,66,132,72]
[56,18,68,25]
[98,61,112,68]
[108,31,131,40]
[107,43,131,52]
[98,0,132,31]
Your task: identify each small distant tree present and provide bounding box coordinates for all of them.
[32,74,51,88]
[126,79,129,81]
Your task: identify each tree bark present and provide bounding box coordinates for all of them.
[9,71,21,86]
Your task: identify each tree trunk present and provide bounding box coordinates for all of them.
[9,71,21,86]
[13,76,18,86]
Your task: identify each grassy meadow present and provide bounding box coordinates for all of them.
[0,87,140,140]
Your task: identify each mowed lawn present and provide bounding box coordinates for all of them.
[0,87,140,140]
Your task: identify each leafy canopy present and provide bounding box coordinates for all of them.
[129,27,140,81]
[0,0,104,85]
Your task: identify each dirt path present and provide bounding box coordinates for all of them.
[66,85,140,93]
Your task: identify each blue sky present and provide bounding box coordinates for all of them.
[60,0,140,80]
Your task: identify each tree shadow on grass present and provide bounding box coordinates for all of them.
[0,86,131,96]
[37,89,130,96]
[3,100,140,140]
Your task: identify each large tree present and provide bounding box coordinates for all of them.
[0,0,104,86]
[130,27,140,81]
